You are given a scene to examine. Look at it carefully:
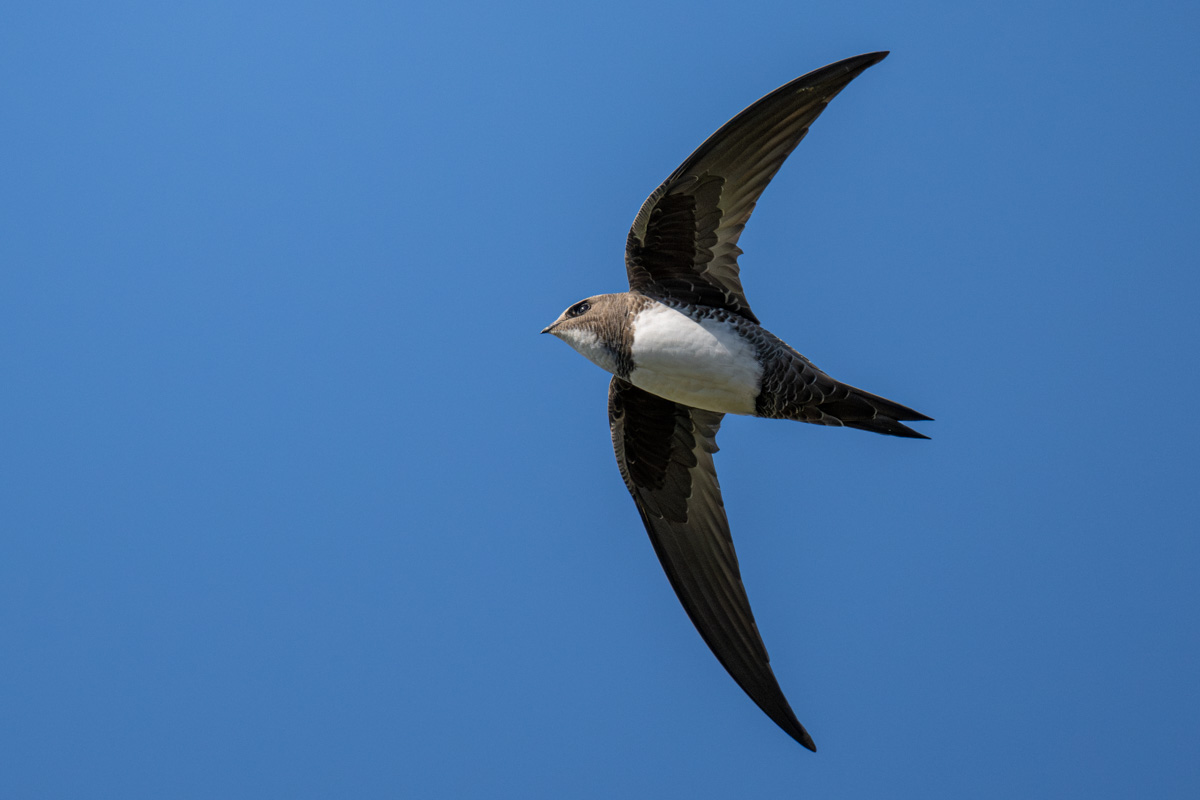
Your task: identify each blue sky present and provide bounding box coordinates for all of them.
[3,0,1198,796]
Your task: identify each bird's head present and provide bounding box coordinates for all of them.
[541,293,626,375]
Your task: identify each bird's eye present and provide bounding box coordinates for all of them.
[570,301,590,317]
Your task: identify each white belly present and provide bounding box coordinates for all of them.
[628,304,762,415]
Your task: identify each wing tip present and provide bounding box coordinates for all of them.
[833,50,890,74]
[765,700,818,751]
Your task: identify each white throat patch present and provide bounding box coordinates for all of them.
[555,327,619,375]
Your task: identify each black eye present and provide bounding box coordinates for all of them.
[569,301,590,317]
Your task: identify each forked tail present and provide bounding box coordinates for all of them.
[756,361,933,438]
[812,383,932,439]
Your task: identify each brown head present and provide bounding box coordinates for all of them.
[541,292,648,377]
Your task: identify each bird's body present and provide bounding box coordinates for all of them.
[559,294,763,415]
[543,51,930,751]
[553,292,930,435]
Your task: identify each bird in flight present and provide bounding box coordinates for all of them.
[542,51,929,751]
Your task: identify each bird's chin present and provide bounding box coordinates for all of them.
[554,329,617,374]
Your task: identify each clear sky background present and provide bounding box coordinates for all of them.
[3,1,1198,797]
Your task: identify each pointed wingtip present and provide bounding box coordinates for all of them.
[805,51,890,92]
[769,703,818,751]
[846,50,889,69]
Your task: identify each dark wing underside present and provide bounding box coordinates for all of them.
[625,52,889,324]
[607,377,815,750]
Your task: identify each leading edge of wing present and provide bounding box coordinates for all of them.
[607,377,815,750]
[624,52,889,324]
[658,51,888,189]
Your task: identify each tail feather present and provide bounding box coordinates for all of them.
[819,385,932,439]
[843,417,930,439]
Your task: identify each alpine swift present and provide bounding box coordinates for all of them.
[542,51,930,751]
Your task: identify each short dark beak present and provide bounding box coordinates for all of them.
[540,324,552,334]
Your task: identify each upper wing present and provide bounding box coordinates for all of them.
[607,377,815,750]
[625,52,889,324]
